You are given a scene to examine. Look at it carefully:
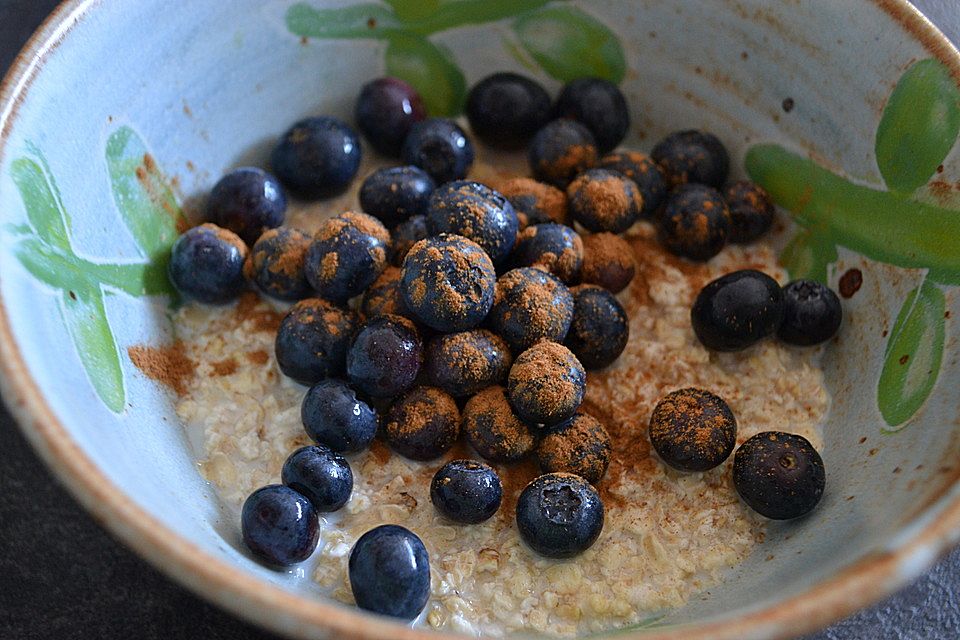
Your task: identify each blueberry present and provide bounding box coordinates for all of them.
[651,129,729,189]
[649,388,737,472]
[426,181,518,264]
[281,445,353,512]
[359,166,436,228]
[496,177,570,228]
[564,285,629,369]
[301,379,378,453]
[777,280,843,346]
[360,266,415,322]
[691,269,784,351]
[430,459,503,524]
[599,151,668,218]
[466,72,551,149]
[507,341,585,426]
[305,212,390,303]
[400,234,496,332]
[489,267,574,353]
[168,223,248,304]
[567,168,643,233]
[241,485,319,566]
[658,183,731,261]
[510,223,583,284]
[206,167,287,245]
[553,78,630,153]
[724,180,775,244]
[384,386,460,460]
[347,314,422,398]
[275,298,358,385]
[390,214,430,267]
[424,329,512,398]
[537,413,612,484]
[580,232,636,294]
[733,431,825,520]
[355,77,427,157]
[271,116,362,198]
[244,227,312,301]
[401,118,474,184]
[462,386,536,463]
[349,525,430,620]
[515,473,604,558]
[528,119,598,188]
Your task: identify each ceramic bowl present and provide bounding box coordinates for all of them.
[1,1,959,638]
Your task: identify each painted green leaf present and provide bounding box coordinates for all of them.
[513,5,625,84]
[878,279,946,429]
[385,34,466,115]
[61,285,125,413]
[406,0,552,34]
[286,2,402,39]
[9,157,71,252]
[876,59,960,195]
[384,0,441,23]
[779,227,838,284]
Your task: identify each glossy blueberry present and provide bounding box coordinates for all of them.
[241,485,319,566]
[510,223,583,284]
[349,525,430,619]
[599,151,668,218]
[466,72,551,149]
[359,166,436,228]
[360,266,416,322]
[275,298,358,385]
[426,181,518,264]
[424,329,512,397]
[244,227,312,301]
[168,223,248,304]
[777,280,843,346]
[355,77,427,157]
[489,267,574,353]
[206,167,287,245]
[515,473,604,558]
[431,460,503,524]
[649,388,737,472]
[691,269,784,352]
[537,413,612,484]
[724,180,775,244]
[651,129,729,188]
[390,214,430,267]
[462,386,536,463]
[347,314,422,398]
[301,379,378,453]
[553,77,630,153]
[282,445,353,512]
[733,432,826,520]
[528,119,598,188]
[567,168,643,233]
[401,118,474,184]
[496,177,570,228]
[385,386,460,461]
[564,285,628,369]
[507,341,586,426]
[580,232,636,294]
[400,234,496,332]
[658,184,731,261]
[305,212,390,303]
[271,116,361,198]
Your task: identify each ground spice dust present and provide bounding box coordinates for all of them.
[234,292,283,333]
[573,174,636,226]
[508,341,581,420]
[540,144,598,185]
[128,341,196,396]
[580,232,638,295]
[430,330,511,393]
[495,177,569,226]
[462,386,535,463]
[516,225,583,282]
[211,358,238,377]
[537,413,612,484]
[495,268,568,344]
[246,350,269,365]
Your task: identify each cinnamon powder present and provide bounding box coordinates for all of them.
[128,341,196,396]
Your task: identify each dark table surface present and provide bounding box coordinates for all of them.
[1,1,958,639]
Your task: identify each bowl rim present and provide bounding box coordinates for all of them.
[2,1,960,639]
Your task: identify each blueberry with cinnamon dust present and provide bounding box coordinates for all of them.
[360,266,416,323]
[462,386,536,463]
[384,386,460,460]
[466,72,551,149]
[724,180,775,244]
[305,212,390,303]
[495,177,569,228]
[528,119,599,188]
[169,223,248,304]
[488,267,574,353]
[430,459,503,524]
[206,167,287,245]
[347,314,422,398]
[658,183,731,261]
[401,118,475,184]
[579,232,636,294]
[552,77,630,153]
[271,116,361,198]
[275,298,358,385]
[537,413,611,484]
[564,285,628,369]
[599,150,668,218]
[425,329,512,398]
[516,472,604,558]
[244,227,312,301]
[567,168,643,233]
[510,223,583,284]
[649,388,737,472]
[507,341,585,426]
[389,214,429,267]
[359,166,435,228]
[426,181,518,264]
[651,129,729,189]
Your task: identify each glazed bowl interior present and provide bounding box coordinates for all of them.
[2,1,960,638]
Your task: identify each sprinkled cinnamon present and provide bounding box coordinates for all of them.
[211,357,238,377]
[234,292,283,333]
[246,350,269,365]
[495,177,569,227]
[537,412,612,484]
[128,341,196,396]
[580,233,638,295]
[462,386,535,463]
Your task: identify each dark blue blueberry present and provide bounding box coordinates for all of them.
[359,166,436,228]
[733,431,825,520]
[360,266,415,322]
[564,285,628,370]
[528,119,598,188]
[651,129,729,189]
[510,223,583,284]
[241,484,319,566]
[567,168,642,234]
[401,118,474,184]
[245,227,312,301]
[462,386,536,463]
[301,379,378,453]
[599,151,668,219]
[168,223,248,304]
[515,473,604,558]
[206,167,287,245]
[553,77,630,153]
[466,72,551,149]
[400,234,496,332]
[271,116,362,198]
[537,413,612,484]
[507,341,585,426]
[430,459,502,524]
[424,329,512,397]
[348,525,430,620]
[580,232,636,294]
[384,386,460,461]
[488,267,574,353]
[658,184,731,261]
[390,214,430,267]
[691,269,784,352]
[777,280,843,346]
[649,388,737,472]
[281,445,353,512]
[355,77,427,157]
[496,177,570,228]
[305,212,390,303]
[724,180,775,244]
[426,181,518,264]
[275,298,358,385]
[347,314,422,398]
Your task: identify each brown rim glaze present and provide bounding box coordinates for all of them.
[0,2,958,639]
